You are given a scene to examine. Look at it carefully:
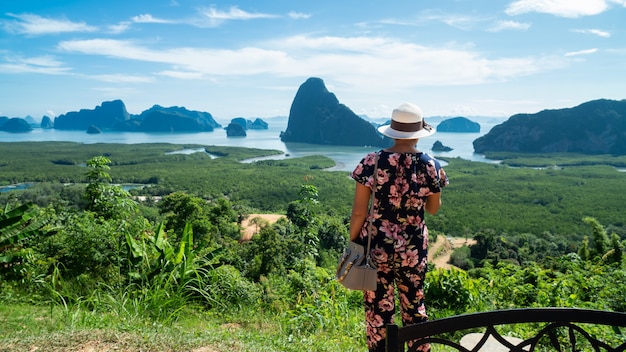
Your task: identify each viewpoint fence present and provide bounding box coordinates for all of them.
[385,307,626,352]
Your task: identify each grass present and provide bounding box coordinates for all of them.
[0,302,367,352]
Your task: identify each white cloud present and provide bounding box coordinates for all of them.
[565,48,598,56]
[0,54,69,74]
[158,70,208,79]
[505,0,609,18]
[132,14,172,24]
[288,12,311,20]
[421,12,483,30]
[108,22,132,34]
[90,74,155,83]
[573,29,611,37]
[3,13,97,35]
[488,20,531,32]
[56,36,569,93]
[197,6,279,27]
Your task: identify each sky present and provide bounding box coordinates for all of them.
[1,0,625,122]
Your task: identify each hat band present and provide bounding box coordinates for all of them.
[390,120,432,132]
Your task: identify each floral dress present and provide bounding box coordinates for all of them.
[351,150,448,352]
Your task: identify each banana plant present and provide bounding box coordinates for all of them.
[125,221,223,284]
[0,202,51,266]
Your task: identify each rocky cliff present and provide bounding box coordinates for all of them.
[41,116,53,129]
[54,100,130,130]
[473,99,626,154]
[132,105,221,132]
[0,117,33,132]
[437,117,480,133]
[280,77,390,147]
[51,101,222,132]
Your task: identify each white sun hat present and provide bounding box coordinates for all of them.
[377,103,435,139]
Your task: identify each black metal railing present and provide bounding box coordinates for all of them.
[385,308,626,352]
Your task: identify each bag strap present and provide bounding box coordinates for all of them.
[365,151,379,264]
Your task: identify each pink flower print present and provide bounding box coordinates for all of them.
[377,169,389,185]
[388,184,402,208]
[415,289,425,301]
[417,186,431,197]
[364,152,377,166]
[367,327,385,348]
[388,153,401,166]
[407,340,431,352]
[417,257,428,272]
[365,290,376,303]
[409,272,424,285]
[378,297,395,312]
[391,232,407,251]
[414,172,426,184]
[417,303,428,318]
[352,164,363,178]
[427,161,438,179]
[371,247,388,263]
[366,310,385,328]
[401,310,414,323]
[400,248,419,267]
[397,282,410,294]
[380,220,402,239]
[406,215,424,227]
[399,292,411,307]
[403,155,413,168]
[406,196,424,209]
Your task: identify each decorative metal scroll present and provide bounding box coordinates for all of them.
[385,308,626,352]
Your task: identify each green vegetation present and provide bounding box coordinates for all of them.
[1,142,625,351]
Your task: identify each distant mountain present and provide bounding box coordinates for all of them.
[228,117,268,131]
[51,101,222,132]
[132,105,221,132]
[280,77,390,147]
[0,117,33,133]
[54,100,130,130]
[473,99,626,154]
[226,122,246,137]
[437,117,480,133]
[41,116,53,129]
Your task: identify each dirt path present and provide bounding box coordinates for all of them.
[429,235,476,269]
[240,214,285,241]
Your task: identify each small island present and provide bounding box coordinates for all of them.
[432,140,453,152]
[437,117,480,133]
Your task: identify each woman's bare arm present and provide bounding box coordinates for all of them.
[349,182,371,241]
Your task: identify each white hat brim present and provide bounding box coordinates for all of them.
[377,125,436,139]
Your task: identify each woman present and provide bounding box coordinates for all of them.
[350,103,448,352]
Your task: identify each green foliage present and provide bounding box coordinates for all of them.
[84,156,138,219]
[449,245,474,270]
[426,268,484,314]
[0,202,52,269]
[204,265,261,311]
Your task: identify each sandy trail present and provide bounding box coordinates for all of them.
[240,214,285,241]
[429,235,476,269]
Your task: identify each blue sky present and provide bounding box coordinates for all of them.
[1,0,625,121]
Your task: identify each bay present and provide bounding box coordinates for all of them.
[0,117,500,172]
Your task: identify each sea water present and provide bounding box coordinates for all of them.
[0,117,501,172]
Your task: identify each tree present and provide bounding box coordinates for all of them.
[605,232,623,265]
[583,217,610,260]
[84,156,137,219]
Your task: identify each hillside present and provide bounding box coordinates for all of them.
[473,99,626,154]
